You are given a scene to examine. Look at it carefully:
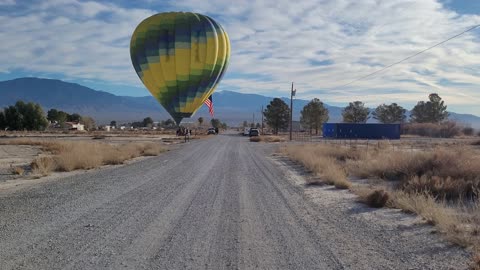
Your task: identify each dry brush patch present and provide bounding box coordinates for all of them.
[249,136,261,142]
[10,166,25,176]
[249,135,286,143]
[282,144,352,189]
[3,139,167,175]
[282,142,480,263]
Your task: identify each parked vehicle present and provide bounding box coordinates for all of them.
[243,127,250,136]
[207,127,217,135]
[249,128,259,137]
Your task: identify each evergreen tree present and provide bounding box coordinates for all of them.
[342,101,369,123]
[142,117,154,127]
[411,93,449,123]
[0,111,6,130]
[372,103,406,123]
[3,101,48,131]
[210,118,221,128]
[68,113,81,122]
[300,98,329,135]
[164,119,175,127]
[263,98,290,134]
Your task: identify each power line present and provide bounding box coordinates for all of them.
[332,24,480,89]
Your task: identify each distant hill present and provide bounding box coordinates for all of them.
[0,77,169,123]
[1,77,479,128]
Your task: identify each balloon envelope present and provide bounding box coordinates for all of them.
[130,12,230,124]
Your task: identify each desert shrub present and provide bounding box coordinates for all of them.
[4,140,166,173]
[31,156,56,176]
[364,189,390,208]
[250,136,261,142]
[10,166,25,175]
[284,145,352,189]
[463,127,475,136]
[347,150,433,181]
[402,121,461,138]
[333,176,352,189]
[348,147,480,199]
[92,135,106,140]
[54,144,103,171]
[473,140,480,146]
[262,136,286,142]
[402,176,479,201]
[389,191,459,228]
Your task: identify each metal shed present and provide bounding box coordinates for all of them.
[322,123,401,140]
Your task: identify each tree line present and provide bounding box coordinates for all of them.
[197,117,228,129]
[262,93,450,135]
[47,108,96,130]
[0,101,95,131]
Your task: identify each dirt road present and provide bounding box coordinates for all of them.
[0,133,469,269]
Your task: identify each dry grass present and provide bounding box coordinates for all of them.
[10,166,25,175]
[282,142,480,264]
[347,147,480,200]
[262,136,286,142]
[402,121,461,138]
[248,135,286,143]
[358,189,390,208]
[31,156,56,176]
[3,139,166,175]
[283,143,480,199]
[389,191,480,250]
[54,141,166,172]
[282,145,352,189]
[249,136,261,142]
[389,191,454,226]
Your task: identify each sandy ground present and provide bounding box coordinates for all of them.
[0,145,42,182]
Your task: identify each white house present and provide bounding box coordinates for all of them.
[64,122,85,131]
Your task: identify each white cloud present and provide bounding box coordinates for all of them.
[0,0,15,6]
[0,0,480,113]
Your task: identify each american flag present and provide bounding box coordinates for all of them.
[204,95,214,117]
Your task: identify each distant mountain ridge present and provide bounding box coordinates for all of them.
[1,77,479,128]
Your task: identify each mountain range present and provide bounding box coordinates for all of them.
[1,77,479,128]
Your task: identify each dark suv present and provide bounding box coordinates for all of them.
[249,128,259,137]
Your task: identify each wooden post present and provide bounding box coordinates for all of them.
[289,82,294,141]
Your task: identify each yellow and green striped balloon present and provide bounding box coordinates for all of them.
[130,12,230,124]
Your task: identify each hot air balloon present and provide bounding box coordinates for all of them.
[130,12,230,124]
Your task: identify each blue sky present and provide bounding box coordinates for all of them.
[1,0,480,115]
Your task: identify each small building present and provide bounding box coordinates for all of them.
[101,125,112,132]
[64,122,85,131]
[323,123,401,140]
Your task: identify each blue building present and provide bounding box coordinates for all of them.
[322,123,401,140]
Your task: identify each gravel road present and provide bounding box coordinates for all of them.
[0,133,469,269]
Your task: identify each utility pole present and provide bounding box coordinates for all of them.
[252,113,255,127]
[261,105,264,135]
[289,82,296,141]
